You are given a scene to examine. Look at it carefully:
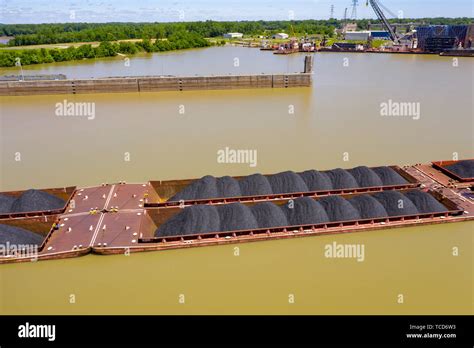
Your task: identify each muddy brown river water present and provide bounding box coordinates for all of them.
[0,46,472,314]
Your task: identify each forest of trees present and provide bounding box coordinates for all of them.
[0,32,211,67]
[0,20,340,46]
[0,18,471,46]
[0,18,471,67]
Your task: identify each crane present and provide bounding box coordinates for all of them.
[342,7,348,33]
[366,0,399,43]
[290,24,296,38]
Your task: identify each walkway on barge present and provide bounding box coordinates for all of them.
[0,161,470,264]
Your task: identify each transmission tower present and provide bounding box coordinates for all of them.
[350,0,358,20]
[330,5,334,19]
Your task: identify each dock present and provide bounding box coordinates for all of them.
[0,160,473,264]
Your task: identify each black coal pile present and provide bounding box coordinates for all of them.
[372,191,418,216]
[323,169,359,190]
[155,205,220,237]
[0,194,16,214]
[250,202,289,229]
[9,189,66,213]
[445,160,474,179]
[348,194,388,219]
[217,203,259,232]
[372,167,408,186]
[168,175,218,202]
[166,164,415,202]
[238,174,273,196]
[404,190,448,214]
[0,224,43,245]
[348,166,383,188]
[298,170,333,191]
[216,176,242,198]
[154,189,446,238]
[266,171,309,194]
[281,197,330,226]
[318,196,361,222]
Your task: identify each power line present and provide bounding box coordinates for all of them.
[350,0,359,20]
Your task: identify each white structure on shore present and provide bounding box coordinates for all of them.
[223,32,243,39]
[272,33,289,39]
[344,31,371,40]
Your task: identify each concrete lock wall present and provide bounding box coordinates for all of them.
[0,73,312,96]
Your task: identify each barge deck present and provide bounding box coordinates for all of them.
[1,160,473,264]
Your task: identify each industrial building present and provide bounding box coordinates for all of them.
[344,31,371,40]
[370,31,391,39]
[223,32,243,39]
[416,25,474,52]
[343,30,390,41]
[272,33,289,39]
[343,23,358,32]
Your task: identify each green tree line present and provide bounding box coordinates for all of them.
[0,32,211,67]
[0,20,338,46]
[1,18,471,46]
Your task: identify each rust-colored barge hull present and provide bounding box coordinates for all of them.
[1,161,473,264]
[97,212,471,256]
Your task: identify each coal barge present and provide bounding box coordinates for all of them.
[0,159,473,264]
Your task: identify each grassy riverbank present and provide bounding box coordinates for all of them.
[0,32,213,67]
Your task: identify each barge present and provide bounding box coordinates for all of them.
[0,186,75,219]
[0,160,473,264]
[0,57,314,97]
[145,165,418,208]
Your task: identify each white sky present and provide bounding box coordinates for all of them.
[0,0,472,24]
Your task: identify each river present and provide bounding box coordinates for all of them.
[0,46,472,314]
